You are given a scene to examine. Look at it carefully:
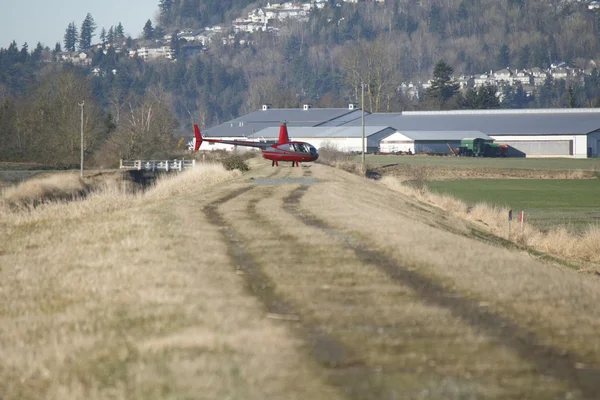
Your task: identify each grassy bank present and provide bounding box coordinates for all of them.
[381,176,600,267]
[1,165,333,399]
[426,179,600,232]
[363,154,600,171]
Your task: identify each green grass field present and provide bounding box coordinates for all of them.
[363,155,600,171]
[426,179,600,231]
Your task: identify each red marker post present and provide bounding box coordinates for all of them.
[520,210,525,235]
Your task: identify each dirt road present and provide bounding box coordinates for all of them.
[2,161,600,399]
[192,162,600,399]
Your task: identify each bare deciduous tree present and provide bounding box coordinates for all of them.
[101,86,178,160]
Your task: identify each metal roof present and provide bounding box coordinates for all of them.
[393,130,492,141]
[202,107,367,138]
[344,109,600,135]
[254,126,395,139]
[316,110,366,126]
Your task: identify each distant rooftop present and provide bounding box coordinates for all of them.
[395,130,492,141]
[254,126,395,139]
[201,105,368,137]
[200,107,600,139]
[344,109,600,136]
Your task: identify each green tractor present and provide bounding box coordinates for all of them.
[457,138,508,157]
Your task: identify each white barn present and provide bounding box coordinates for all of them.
[347,109,600,158]
[197,106,600,158]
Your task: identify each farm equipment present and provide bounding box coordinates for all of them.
[456,138,508,157]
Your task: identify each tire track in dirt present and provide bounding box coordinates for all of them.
[203,169,377,400]
[243,187,392,400]
[283,184,600,400]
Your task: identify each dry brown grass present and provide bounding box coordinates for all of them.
[300,165,600,390]
[221,181,573,398]
[380,175,600,265]
[1,172,90,205]
[380,164,596,181]
[4,160,600,398]
[0,163,336,400]
[0,171,135,211]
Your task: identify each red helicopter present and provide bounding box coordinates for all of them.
[193,122,319,167]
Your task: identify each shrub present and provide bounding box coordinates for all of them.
[317,143,355,166]
[221,154,250,171]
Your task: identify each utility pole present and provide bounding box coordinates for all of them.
[79,101,84,177]
[361,82,365,166]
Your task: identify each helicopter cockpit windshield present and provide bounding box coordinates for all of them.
[288,143,318,156]
[291,143,309,153]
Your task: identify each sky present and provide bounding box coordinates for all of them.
[0,0,159,50]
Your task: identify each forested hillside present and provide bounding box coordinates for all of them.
[157,0,259,27]
[2,0,600,165]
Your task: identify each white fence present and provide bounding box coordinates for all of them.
[119,159,196,171]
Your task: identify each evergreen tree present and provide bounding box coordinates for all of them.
[517,45,530,69]
[115,22,125,40]
[502,84,531,108]
[193,56,205,86]
[537,76,554,107]
[497,44,510,68]
[584,68,600,104]
[143,20,155,40]
[477,84,500,109]
[567,84,577,108]
[170,30,181,60]
[80,13,97,50]
[424,60,460,108]
[181,0,201,22]
[19,43,29,63]
[32,42,44,62]
[159,0,174,25]
[107,26,115,44]
[99,27,107,47]
[54,42,62,54]
[458,87,479,109]
[154,26,166,41]
[284,36,301,62]
[428,4,444,37]
[64,22,78,52]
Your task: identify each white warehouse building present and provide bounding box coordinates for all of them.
[352,109,600,158]
[380,130,492,154]
[197,105,600,158]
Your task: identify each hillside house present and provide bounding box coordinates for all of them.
[530,67,549,86]
[137,46,173,60]
[494,69,513,85]
[513,69,533,85]
[179,30,203,42]
[458,75,474,89]
[474,72,493,87]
